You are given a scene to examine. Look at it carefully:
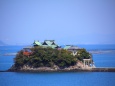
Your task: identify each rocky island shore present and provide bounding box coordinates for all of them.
[7,65,115,72]
[8,60,92,72]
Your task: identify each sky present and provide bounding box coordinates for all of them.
[0,0,115,45]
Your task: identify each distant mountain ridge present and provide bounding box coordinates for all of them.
[0,41,7,46]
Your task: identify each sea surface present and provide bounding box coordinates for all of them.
[0,45,115,86]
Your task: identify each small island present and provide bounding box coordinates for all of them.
[9,40,95,72]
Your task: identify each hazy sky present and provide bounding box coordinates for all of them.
[0,0,115,45]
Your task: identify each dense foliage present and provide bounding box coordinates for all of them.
[14,47,77,69]
[76,49,92,61]
[14,46,91,69]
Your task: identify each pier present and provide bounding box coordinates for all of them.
[91,67,115,72]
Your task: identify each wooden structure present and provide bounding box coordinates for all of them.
[23,46,33,56]
[64,45,81,56]
[33,40,42,46]
[33,40,60,49]
[23,51,32,56]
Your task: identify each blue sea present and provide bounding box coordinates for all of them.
[0,45,115,86]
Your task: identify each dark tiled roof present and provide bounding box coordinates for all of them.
[68,46,80,50]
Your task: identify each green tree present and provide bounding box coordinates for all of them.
[14,46,82,69]
[76,49,91,61]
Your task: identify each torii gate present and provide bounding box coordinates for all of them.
[83,59,95,68]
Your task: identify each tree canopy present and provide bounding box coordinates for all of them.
[76,48,92,61]
[14,46,77,69]
[14,46,91,69]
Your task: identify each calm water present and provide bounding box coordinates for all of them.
[0,45,115,86]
